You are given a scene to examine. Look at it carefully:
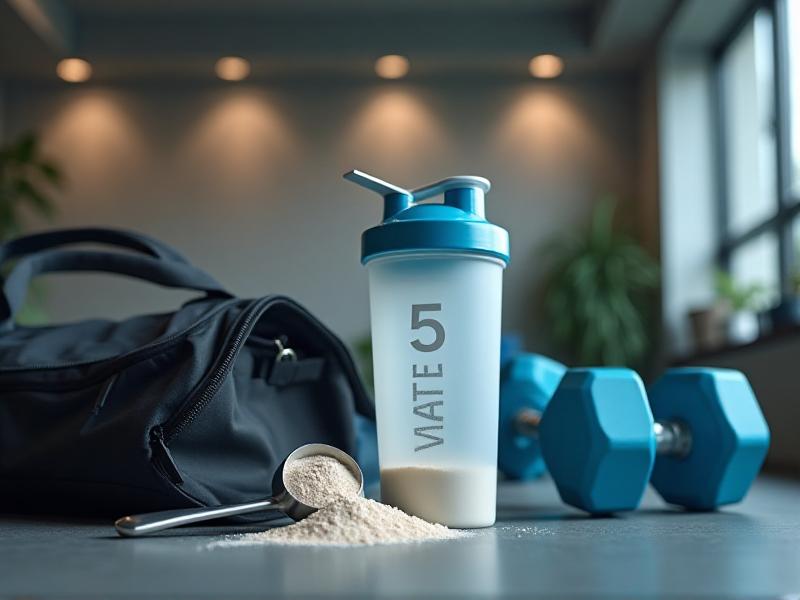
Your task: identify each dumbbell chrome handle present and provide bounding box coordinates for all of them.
[514,409,692,458]
[654,420,692,458]
[514,408,542,438]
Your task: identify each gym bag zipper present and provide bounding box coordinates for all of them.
[159,296,275,445]
[157,295,371,447]
[149,295,373,486]
[151,427,184,484]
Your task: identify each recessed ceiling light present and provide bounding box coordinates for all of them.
[528,54,564,79]
[375,55,410,80]
[56,58,92,83]
[215,56,251,81]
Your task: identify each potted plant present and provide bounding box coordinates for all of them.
[687,303,728,353]
[766,252,800,330]
[0,131,62,322]
[714,270,765,345]
[541,196,659,367]
[1,132,61,240]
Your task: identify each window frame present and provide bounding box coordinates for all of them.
[713,0,800,297]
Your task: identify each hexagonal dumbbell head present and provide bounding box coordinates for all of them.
[497,354,567,480]
[648,368,770,511]
[540,368,656,513]
[498,354,567,480]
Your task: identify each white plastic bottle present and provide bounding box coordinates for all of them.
[345,170,510,528]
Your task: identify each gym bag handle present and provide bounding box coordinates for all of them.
[0,228,192,265]
[0,248,232,331]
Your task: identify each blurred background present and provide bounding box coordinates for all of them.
[0,0,798,474]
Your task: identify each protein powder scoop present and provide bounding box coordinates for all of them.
[115,443,364,537]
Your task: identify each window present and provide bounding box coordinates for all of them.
[715,0,800,303]
[719,9,777,237]
[730,232,781,295]
[787,0,800,196]
[793,217,800,289]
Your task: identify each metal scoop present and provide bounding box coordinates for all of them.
[114,443,364,537]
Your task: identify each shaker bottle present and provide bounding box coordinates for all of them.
[344,169,510,528]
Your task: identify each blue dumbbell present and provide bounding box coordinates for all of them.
[498,354,567,480]
[500,357,771,513]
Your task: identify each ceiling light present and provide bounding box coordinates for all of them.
[528,54,564,79]
[215,56,251,82]
[56,58,92,83]
[375,55,410,80]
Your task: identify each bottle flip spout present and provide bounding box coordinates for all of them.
[344,168,509,265]
[343,169,413,220]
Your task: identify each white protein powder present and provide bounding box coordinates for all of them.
[223,496,466,547]
[283,455,360,508]
[211,454,467,547]
[380,465,497,528]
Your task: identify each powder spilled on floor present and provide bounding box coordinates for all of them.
[215,496,467,547]
[209,453,467,548]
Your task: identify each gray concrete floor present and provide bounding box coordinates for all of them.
[1,476,798,598]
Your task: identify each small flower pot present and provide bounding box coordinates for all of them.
[688,304,728,352]
[727,310,759,345]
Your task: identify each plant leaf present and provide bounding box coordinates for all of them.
[38,162,63,185]
[11,133,37,163]
[540,195,659,367]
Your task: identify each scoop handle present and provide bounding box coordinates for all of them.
[115,498,278,537]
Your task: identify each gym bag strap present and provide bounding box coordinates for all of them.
[0,227,192,264]
[0,227,372,516]
[0,249,231,330]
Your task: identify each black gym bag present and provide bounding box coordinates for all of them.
[0,228,373,515]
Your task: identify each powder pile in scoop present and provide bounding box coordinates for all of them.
[283,455,360,508]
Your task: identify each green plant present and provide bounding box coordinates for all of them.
[542,196,659,367]
[0,132,61,241]
[714,271,765,312]
[353,334,374,393]
[1,132,62,324]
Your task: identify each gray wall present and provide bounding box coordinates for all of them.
[4,77,640,348]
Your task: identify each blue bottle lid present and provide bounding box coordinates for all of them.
[344,169,510,266]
